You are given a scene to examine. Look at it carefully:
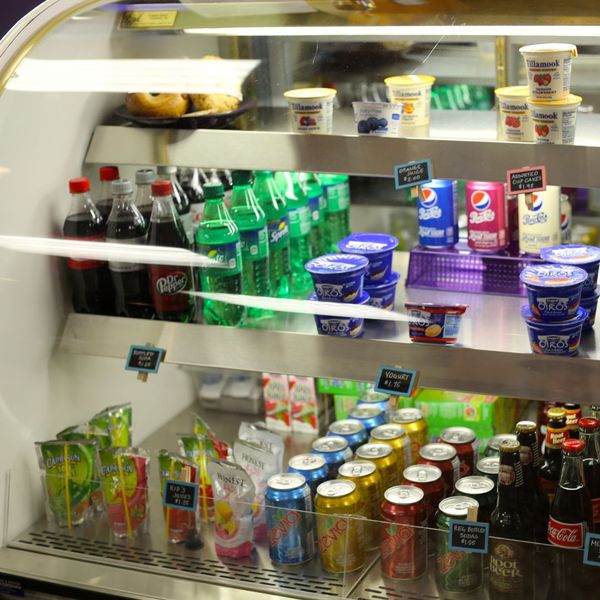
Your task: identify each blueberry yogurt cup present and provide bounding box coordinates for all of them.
[305,253,369,303]
[310,292,369,338]
[540,245,600,297]
[338,233,399,285]
[519,263,587,321]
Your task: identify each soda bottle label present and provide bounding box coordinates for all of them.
[240,228,268,261]
[489,540,526,592]
[149,266,193,312]
[65,235,105,269]
[593,498,600,525]
[547,516,585,548]
[466,187,507,252]
[308,195,323,223]
[197,242,242,273]
[289,206,311,238]
[545,426,567,449]
[323,185,349,213]
[267,217,289,249]
[106,236,146,272]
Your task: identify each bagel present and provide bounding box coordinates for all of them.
[190,93,240,113]
[125,93,189,118]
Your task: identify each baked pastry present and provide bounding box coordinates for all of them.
[190,93,240,113]
[125,93,189,118]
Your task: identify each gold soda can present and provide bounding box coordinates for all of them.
[370,423,412,472]
[392,408,428,460]
[355,442,399,492]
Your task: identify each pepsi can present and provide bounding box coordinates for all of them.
[311,436,352,477]
[348,404,386,434]
[288,454,329,497]
[466,181,508,253]
[418,179,458,249]
[560,193,572,243]
[266,472,314,565]
[518,186,561,255]
[328,419,368,451]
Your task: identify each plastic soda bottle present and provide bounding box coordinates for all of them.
[320,173,351,252]
[300,172,328,257]
[196,182,244,326]
[157,165,194,247]
[252,170,291,298]
[96,165,120,223]
[134,168,155,228]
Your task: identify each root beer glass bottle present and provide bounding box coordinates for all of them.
[540,407,568,501]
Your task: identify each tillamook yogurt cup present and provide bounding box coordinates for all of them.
[305,253,369,303]
[519,43,577,101]
[284,88,337,134]
[495,86,533,142]
[384,75,435,134]
[527,95,582,145]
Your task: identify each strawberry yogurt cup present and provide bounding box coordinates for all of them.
[495,86,532,142]
[527,95,582,145]
[284,88,337,134]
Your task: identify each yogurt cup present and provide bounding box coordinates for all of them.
[540,245,600,296]
[384,75,435,132]
[405,303,467,344]
[310,292,368,338]
[521,305,587,356]
[494,86,533,142]
[520,263,587,321]
[283,88,337,134]
[305,253,369,303]
[352,102,403,137]
[579,288,599,330]
[527,95,582,145]
[337,233,399,285]
[364,272,400,311]
[519,43,577,101]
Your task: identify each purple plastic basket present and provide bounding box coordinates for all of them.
[406,242,543,296]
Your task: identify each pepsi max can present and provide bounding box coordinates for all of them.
[311,436,353,477]
[348,404,386,434]
[466,181,508,253]
[418,179,458,249]
[288,454,329,497]
[328,419,368,451]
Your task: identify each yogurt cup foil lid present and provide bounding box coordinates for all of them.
[520,263,587,288]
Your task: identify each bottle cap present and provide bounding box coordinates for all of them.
[516,420,537,433]
[579,417,600,432]
[253,170,273,176]
[499,439,521,453]
[547,407,567,420]
[151,180,173,197]
[562,439,585,454]
[136,169,156,185]
[232,170,251,186]
[99,166,119,181]
[111,178,133,195]
[204,182,225,199]
[69,177,90,194]
[157,165,177,176]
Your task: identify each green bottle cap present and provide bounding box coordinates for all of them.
[204,182,224,199]
[253,170,272,176]
[232,170,251,186]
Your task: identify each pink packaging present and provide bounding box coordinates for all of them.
[262,373,291,432]
[289,376,321,434]
[466,181,508,254]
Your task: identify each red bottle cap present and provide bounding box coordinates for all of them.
[69,177,90,193]
[99,166,120,181]
[562,439,585,454]
[151,180,173,196]
[579,417,600,432]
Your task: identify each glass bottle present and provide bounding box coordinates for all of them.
[564,403,582,438]
[580,417,600,533]
[540,407,568,501]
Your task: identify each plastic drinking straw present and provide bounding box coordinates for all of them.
[116,453,133,538]
[111,415,119,446]
[165,459,176,540]
[63,443,72,529]
[199,436,208,522]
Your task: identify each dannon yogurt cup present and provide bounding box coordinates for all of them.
[310,292,368,338]
[527,95,582,145]
[364,272,400,311]
[384,75,435,132]
[352,102,403,137]
[284,88,337,134]
[405,303,467,344]
[579,288,599,330]
[495,86,533,142]
[540,244,600,296]
[338,233,399,285]
[305,253,368,303]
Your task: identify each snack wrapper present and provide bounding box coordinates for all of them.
[193,413,230,459]
[238,422,284,472]
[89,403,132,447]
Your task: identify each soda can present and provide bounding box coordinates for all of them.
[348,405,386,435]
[338,460,382,549]
[466,181,508,253]
[265,473,314,565]
[380,485,428,580]
[560,193,572,243]
[435,496,483,597]
[453,475,496,523]
[507,192,519,250]
[418,179,459,249]
[517,186,561,256]
[392,408,428,460]
[402,464,445,527]
[315,480,365,573]
[484,433,518,458]
[357,389,392,417]
[370,423,412,471]
[475,456,500,485]
[287,454,329,498]
[439,426,478,478]
[311,436,352,477]
[328,419,368,451]
[418,443,460,493]
[355,442,399,492]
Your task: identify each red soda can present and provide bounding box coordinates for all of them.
[440,427,478,478]
[418,443,460,493]
[466,181,508,253]
[380,485,427,580]
[402,464,445,527]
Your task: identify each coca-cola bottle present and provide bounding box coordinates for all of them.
[591,405,600,420]
[134,169,155,227]
[516,420,549,543]
[157,166,193,247]
[540,407,568,501]
[580,417,600,532]
[63,177,112,314]
[106,179,153,319]
[564,403,582,439]
[147,180,195,322]
[95,165,120,223]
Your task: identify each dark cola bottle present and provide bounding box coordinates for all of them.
[540,407,568,502]
[95,165,120,223]
[564,403,582,439]
[580,417,600,533]
[134,169,155,228]
[157,165,193,247]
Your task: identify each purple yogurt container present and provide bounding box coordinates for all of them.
[305,253,369,303]
[364,272,400,310]
[521,305,587,356]
[519,263,587,321]
[309,292,369,337]
[579,288,599,330]
[540,245,600,297]
[338,233,399,285]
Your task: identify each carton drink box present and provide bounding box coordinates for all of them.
[290,376,326,434]
[262,373,291,432]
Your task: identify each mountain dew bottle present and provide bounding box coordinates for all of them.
[320,173,351,252]
[252,170,291,298]
[300,172,328,258]
[195,182,243,326]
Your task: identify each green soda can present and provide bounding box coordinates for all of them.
[435,496,483,598]
[319,174,351,252]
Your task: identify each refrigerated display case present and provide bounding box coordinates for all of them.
[1,1,600,599]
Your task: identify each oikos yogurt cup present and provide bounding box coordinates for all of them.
[405,303,467,344]
[540,244,600,296]
[527,95,582,145]
[337,233,399,285]
[495,86,533,142]
[283,88,337,134]
[384,75,435,134]
[352,102,403,136]
[519,43,577,101]
[521,305,587,356]
[520,263,587,321]
[365,272,400,311]
[579,288,599,330]
[305,253,368,303]
[310,292,369,338]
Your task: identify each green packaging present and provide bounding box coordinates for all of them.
[89,403,132,447]
[317,378,369,397]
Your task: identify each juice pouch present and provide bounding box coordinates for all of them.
[233,439,278,541]
[238,422,284,472]
[207,458,255,559]
[35,439,96,528]
[158,450,200,544]
[193,413,230,459]
[89,403,133,447]
[98,447,149,538]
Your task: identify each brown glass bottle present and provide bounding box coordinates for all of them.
[564,403,582,439]
[540,408,568,501]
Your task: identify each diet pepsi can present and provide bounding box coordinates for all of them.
[518,185,561,255]
[418,179,458,249]
[466,181,508,253]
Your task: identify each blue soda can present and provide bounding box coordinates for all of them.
[311,435,353,477]
[418,179,458,249]
[348,404,386,434]
[357,388,391,417]
[266,473,314,565]
[287,454,329,497]
[328,419,368,451]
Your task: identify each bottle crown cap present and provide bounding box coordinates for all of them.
[99,166,119,181]
[232,170,251,186]
[204,182,225,199]
[499,439,521,453]
[563,403,580,410]
[516,420,537,433]
[151,180,173,197]
[548,407,567,420]
[111,178,133,195]
[562,439,585,454]
[136,169,156,185]
[69,177,90,194]
[579,417,600,432]
[157,165,177,176]
[253,170,273,176]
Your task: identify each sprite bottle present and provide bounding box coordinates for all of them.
[195,182,244,326]
[252,170,291,298]
[320,173,351,252]
[300,172,328,258]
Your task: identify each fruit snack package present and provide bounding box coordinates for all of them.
[207,458,255,559]
[238,422,284,472]
[89,403,133,447]
[193,413,230,459]
[35,439,97,528]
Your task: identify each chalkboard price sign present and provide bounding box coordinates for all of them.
[163,480,199,512]
[375,365,418,397]
[584,533,600,567]
[394,160,432,190]
[125,345,165,374]
[506,165,546,195]
[448,520,489,554]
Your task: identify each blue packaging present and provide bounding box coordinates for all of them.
[327,419,368,451]
[365,271,400,310]
[287,454,329,498]
[579,288,599,330]
[305,253,368,302]
[311,436,353,477]
[418,179,459,248]
[338,233,399,284]
[357,389,391,415]
[309,291,369,337]
[348,404,386,434]
[540,245,600,297]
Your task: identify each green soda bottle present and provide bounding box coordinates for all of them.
[252,170,291,298]
[300,172,328,258]
[320,173,351,252]
[195,182,244,326]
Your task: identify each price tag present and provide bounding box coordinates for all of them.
[374,365,418,397]
[121,11,178,29]
[163,480,199,512]
[394,159,432,190]
[0,577,24,597]
[506,166,546,195]
[448,520,489,554]
[125,345,165,374]
[584,533,600,566]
